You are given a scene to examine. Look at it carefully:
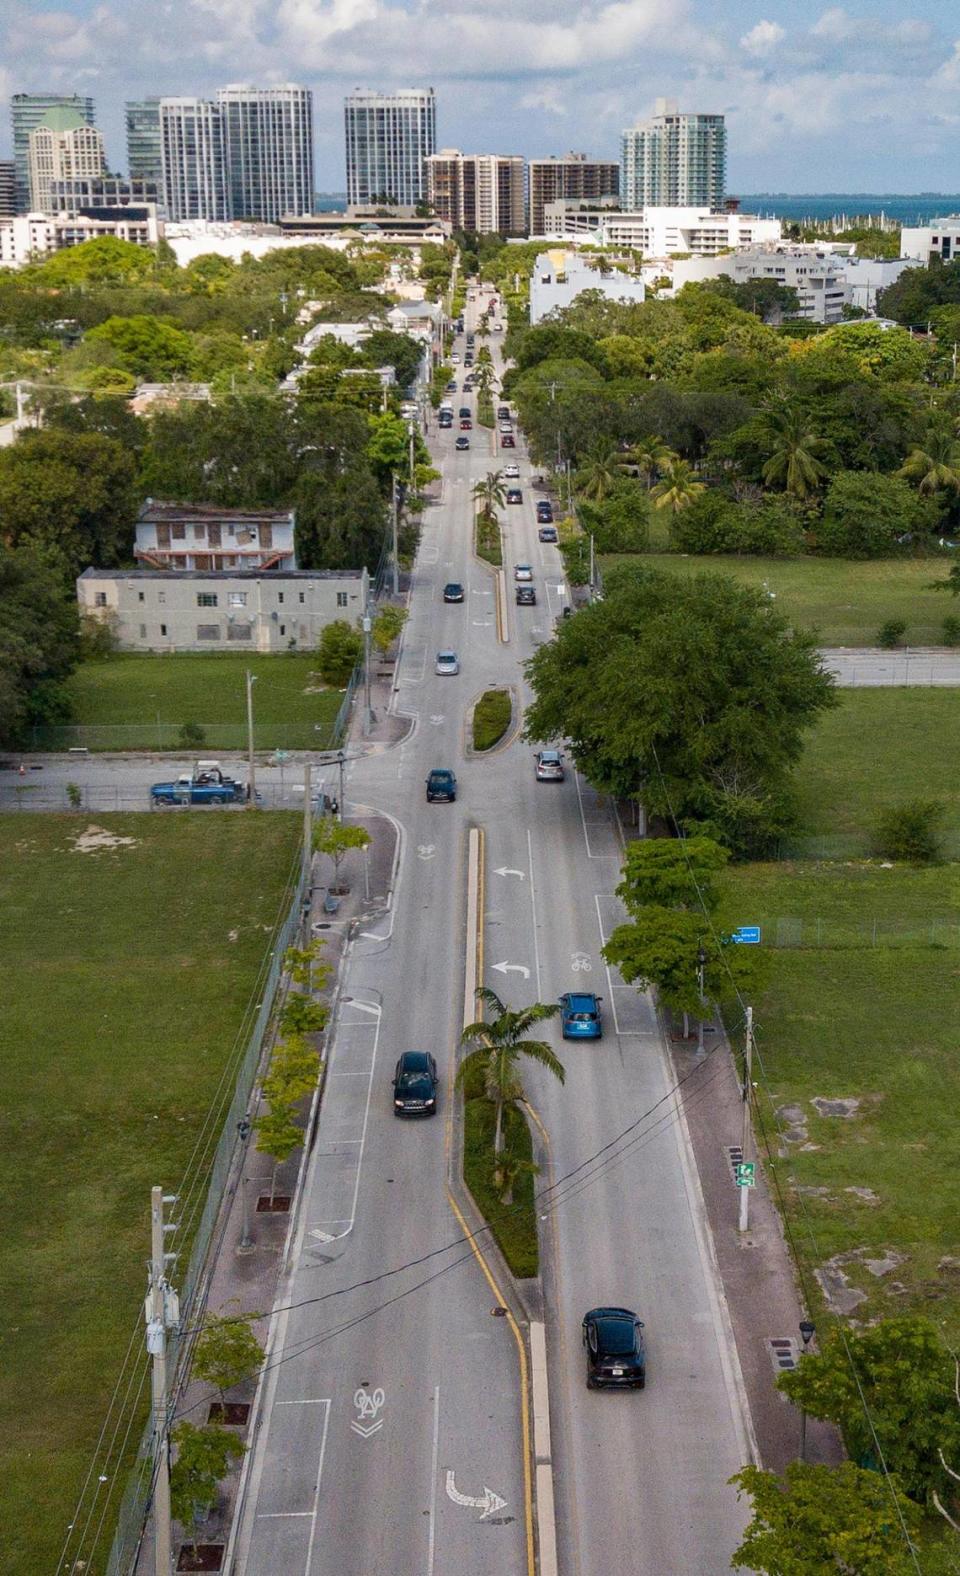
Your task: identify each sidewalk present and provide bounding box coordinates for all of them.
[668,1019,844,1474]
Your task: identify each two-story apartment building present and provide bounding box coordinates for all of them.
[134,501,297,572]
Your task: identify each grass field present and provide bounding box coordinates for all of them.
[599,551,954,646]
[40,653,343,751]
[791,689,960,853]
[721,862,960,1341]
[0,812,301,1575]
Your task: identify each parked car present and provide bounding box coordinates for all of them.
[506,488,523,504]
[582,1308,646,1389]
[463,378,475,391]
[455,436,470,451]
[535,749,564,781]
[503,463,520,478]
[516,585,537,606]
[426,768,457,802]
[443,582,465,603]
[393,1051,439,1116]
[559,991,603,1038]
[435,649,460,676]
[538,525,559,543]
[514,563,533,582]
[464,355,474,367]
[501,434,516,448]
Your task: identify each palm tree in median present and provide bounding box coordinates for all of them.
[473,360,496,402]
[457,987,564,1158]
[760,404,832,501]
[651,456,706,515]
[472,469,507,519]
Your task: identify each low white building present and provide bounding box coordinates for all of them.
[77,567,369,653]
[0,206,159,267]
[541,202,782,256]
[161,220,353,267]
[529,248,645,324]
[671,245,850,323]
[901,217,960,266]
[841,256,913,314]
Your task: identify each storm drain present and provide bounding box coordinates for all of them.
[768,1337,799,1374]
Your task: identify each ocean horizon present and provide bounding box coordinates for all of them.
[738,193,960,224]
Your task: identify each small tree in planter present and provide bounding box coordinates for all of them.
[170,1422,244,1558]
[372,604,407,656]
[253,1105,303,1204]
[262,1034,321,1107]
[192,1312,264,1409]
[313,816,371,895]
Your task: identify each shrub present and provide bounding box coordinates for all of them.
[178,721,206,748]
[871,799,943,863]
[877,618,907,648]
[473,689,512,751]
[942,614,960,646]
[669,491,804,556]
[818,470,932,559]
[579,480,650,553]
[316,619,362,684]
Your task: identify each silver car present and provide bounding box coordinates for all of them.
[535,749,565,782]
[435,649,460,676]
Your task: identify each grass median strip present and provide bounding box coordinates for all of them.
[475,512,502,568]
[472,689,512,752]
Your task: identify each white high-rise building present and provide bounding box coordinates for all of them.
[344,89,436,207]
[426,150,525,234]
[621,99,726,210]
[160,98,229,221]
[216,85,314,222]
[27,107,105,212]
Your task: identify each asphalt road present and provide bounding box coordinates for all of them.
[233,305,753,1575]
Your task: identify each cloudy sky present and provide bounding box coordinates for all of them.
[1,0,959,192]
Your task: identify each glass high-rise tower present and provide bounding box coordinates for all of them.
[216,85,313,221]
[159,98,229,221]
[620,99,726,210]
[126,98,163,187]
[344,89,436,207]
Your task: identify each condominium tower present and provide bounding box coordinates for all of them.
[28,107,106,212]
[11,93,96,211]
[159,98,228,221]
[216,85,314,221]
[344,89,436,207]
[527,153,620,236]
[0,161,16,217]
[620,99,726,209]
[426,150,525,234]
[126,98,163,188]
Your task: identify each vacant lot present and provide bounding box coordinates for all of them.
[720,861,960,1340]
[40,653,343,751]
[0,812,301,1575]
[790,689,960,855]
[600,551,952,646]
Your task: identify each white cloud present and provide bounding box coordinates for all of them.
[740,19,785,57]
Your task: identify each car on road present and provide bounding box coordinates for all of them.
[463,378,475,391]
[536,501,554,522]
[393,1051,439,1116]
[559,991,603,1038]
[500,434,516,448]
[435,649,460,676]
[497,406,511,420]
[506,488,523,504]
[582,1308,646,1389]
[443,582,465,603]
[460,418,472,430]
[503,463,520,478]
[426,768,457,802]
[538,525,559,543]
[451,353,460,364]
[446,380,457,392]
[464,355,474,367]
[455,436,470,451]
[498,422,513,435]
[514,563,533,582]
[535,749,564,781]
[459,406,471,417]
[516,585,537,606]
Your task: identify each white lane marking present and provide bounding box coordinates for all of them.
[593,893,625,1038]
[302,1398,331,1575]
[258,1511,312,1518]
[527,828,543,1002]
[444,1471,508,1520]
[427,1385,441,1576]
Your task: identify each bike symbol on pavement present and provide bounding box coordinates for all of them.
[351,1386,386,1438]
[571,952,593,972]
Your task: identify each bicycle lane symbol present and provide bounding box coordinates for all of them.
[350,1386,386,1438]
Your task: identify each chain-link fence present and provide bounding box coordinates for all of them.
[740,915,960,949]
[21,718,343,753]
[776,830,960,861]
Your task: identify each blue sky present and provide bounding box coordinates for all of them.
[2,0,960,192]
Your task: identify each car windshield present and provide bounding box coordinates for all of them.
[398,1072,432,1092]
[600,1320,636,1355]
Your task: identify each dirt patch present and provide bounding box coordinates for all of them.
[845,1186,880,1206]
[70,823,141,854]
[811,1096,861,1119]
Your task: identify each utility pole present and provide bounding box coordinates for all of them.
[696,942,708,1055]
[336,750,346,822]
[245,670,257,805]
[408,418,416,484]
[362,607,373,736]
[589,533,595,591]
[146,1186,179,1576]
[301,762,314,943]
[391,473,399,595]
[739,1006,754,1233]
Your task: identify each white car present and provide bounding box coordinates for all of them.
[503,463,520,478]
[514,564,533,583]
[498,422,513,435]
[450,353,460,364]
[435,649,460,676]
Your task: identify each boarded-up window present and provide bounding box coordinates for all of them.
[259,524,272,549]
[208,523,221,547]
[227,624,252,640]
[172,523,186,540]
[194,555,212,571]
[197,624,220,640]
[156,523,171,548]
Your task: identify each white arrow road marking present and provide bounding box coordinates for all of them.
[493,867,526,879]
[445,1471,507,1520]
[472,619,493,627]
[351,1419,384,1438]
[417,845,437,860]
[430,714,445,725]
[309,1228,337,1243]
[490,960,530,979]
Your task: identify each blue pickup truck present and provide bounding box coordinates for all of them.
[150,761,249,807]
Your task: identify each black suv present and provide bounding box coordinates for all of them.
[582,1307,646,1388]
[393,1051,439,1116]
[516,585,536,606]
[426,768,457,802]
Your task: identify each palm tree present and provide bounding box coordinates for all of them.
[457,987,563,1157]
[473,361,496,401]
[651,457,706,514]
[897,429,960,497]
[629,435,676,491]
[496,1152,540,1206]
[472,470,506,518]
[575,443,623,504]
[760,405,832,500]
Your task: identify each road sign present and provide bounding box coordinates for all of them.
[735,1162,756,1188]
[731,926,761,945]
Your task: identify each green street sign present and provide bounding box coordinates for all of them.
[735,1161,756,1188]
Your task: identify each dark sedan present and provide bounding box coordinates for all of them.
[582,1307,646,1388]
[393,1051,439,1116]
[443,582,465,603]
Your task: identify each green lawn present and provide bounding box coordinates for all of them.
[721,862,960,1340]
[0,812,301,1575]
[37,653,343,751]
[791,689,960,855]
[599,551,954,646]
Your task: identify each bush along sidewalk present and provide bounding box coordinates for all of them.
[253,941,330,1203]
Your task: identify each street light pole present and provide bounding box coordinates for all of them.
[245,670,257,804]
[236,1119,253,1253]
[408,418,416,485]
[336,750,345,822]
[696,942,708,1055]
[362,607,373,736]
[391,472,399,595]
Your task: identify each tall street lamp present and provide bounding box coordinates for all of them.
[696,942,709,1054]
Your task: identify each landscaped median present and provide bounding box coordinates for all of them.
[461,1058,539,1279]
[475,510,502,567]
[472,688,512,751]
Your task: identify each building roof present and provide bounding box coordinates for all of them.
[79,567,365,581]
[138,500,294,523]
[36,106,90,135]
